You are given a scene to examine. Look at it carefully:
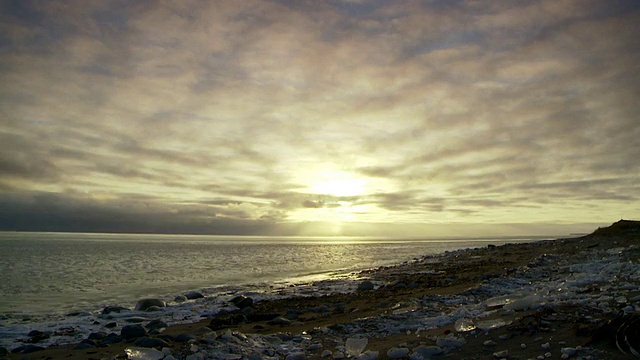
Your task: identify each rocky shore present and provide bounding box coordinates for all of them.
[3,220,640,360]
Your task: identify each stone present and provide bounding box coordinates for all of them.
[174,295,188,302]
[0,346,7,356]
[103,333,123,344]
[208,313,246,330]
[134,337,170,348]
[88,331,108,340]
[135,298,166,311]
[121,324,147,340]
[386,347,409,359]
[493,349,508,358]
[230,295,254,309]
[66,311,91,317]
[285,353,305,360]
[268,316,291,325]
[357,280,375,291]
[103,305,129,314]
[175,333,196,343]
[11,344,46,354]
[105,322,118,328]
[185,291,205,300]
[146,319,168,330]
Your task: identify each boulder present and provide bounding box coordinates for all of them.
[121,324,147,340]
[146,319,168,330]
[103,305,130,314]
[357,280,375,291]
[103,333,123,344]
[230,295,254,309]
[185,291,205,300]
[88,331,108,340]
[135,299,165,311]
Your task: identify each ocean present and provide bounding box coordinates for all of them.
[0,231,554,320]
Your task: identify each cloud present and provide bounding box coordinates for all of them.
[0,0,638,235]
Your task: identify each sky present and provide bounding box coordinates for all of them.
[0,0,639,237]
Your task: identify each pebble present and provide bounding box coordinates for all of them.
[484,340,497,347]
[541,342,550,349]
[493,349,508,358]
[321,350,333,357]
[521,343,527,349]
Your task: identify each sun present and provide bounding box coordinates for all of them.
[309,174,366,197]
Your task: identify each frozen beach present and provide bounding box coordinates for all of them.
[2,220,640,359]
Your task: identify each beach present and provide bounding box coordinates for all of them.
[3,220,639,359]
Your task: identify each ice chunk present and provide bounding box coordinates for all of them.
[503,294,541,311]
[454,318,476,332]
[124,347,164,360]
[436,333,466,349]
[476,319,511,331]
[345,337,368,357]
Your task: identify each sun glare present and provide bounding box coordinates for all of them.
[310,175,366,197]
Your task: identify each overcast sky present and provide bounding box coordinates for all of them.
[1,0,638,236]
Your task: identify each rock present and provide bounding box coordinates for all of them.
[103,333,123,344]
[145,319,168,330]
[66,311,91,317]
[0,346,7,356]
[135,298,166,311]
[124,346,165,360]
[357,280,375,291]
[134,337,169,348]
[175,333,196,343]
[12,344,45,354]
[246,312,280,322]
[105,322,117,328]
[174,295,188,302]
[230,295,254,309]
[493,349,508,358]
[268,316,291,325]
[103,305,129,314]
[88,331,108,340]
[27,330,50,342]
[185,291,204,300]
[285,353,305,360]
[145,306,163,312]
[321,350,333,357]
[561,347,576,356]
[411,345,443,358]
[208,313,246,330]
[121,324,147,340]
[359,350,379,360]
[387,347,409,359]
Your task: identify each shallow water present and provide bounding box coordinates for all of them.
[0,232,550,317]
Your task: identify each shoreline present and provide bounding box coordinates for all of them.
[3,220,640,359]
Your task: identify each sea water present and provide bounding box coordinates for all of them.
[0,232,550,318]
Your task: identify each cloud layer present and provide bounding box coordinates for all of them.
[1,0,639,235]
